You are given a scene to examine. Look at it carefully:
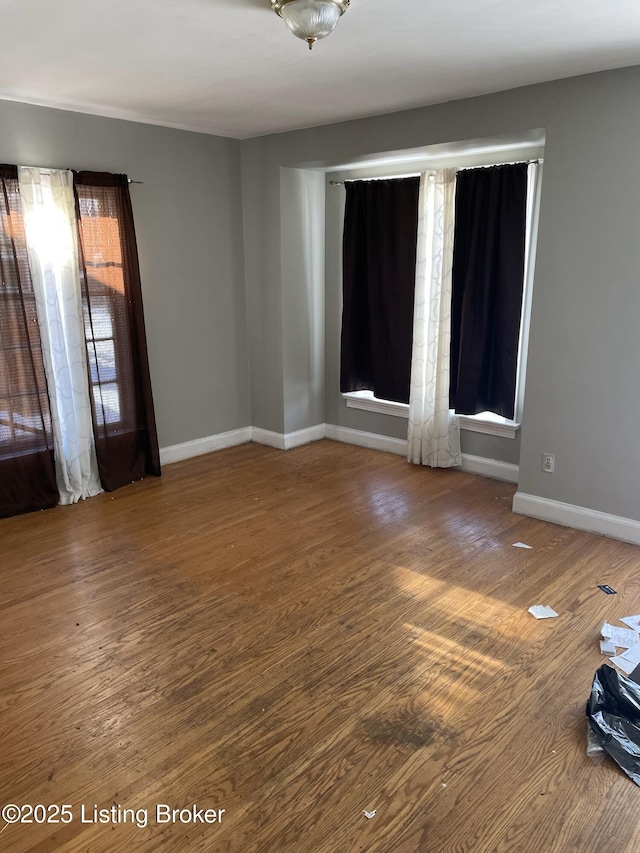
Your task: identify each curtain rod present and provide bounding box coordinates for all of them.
[329,158,543,186]
[329,174,418,186]
[33,167,143,184]
[457,158,543,172]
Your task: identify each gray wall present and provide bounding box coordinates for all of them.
[5,65,640,522]
[0,99,249,449]
[241,138,284,433]
[241,65,640,521]
[281,168,326,434]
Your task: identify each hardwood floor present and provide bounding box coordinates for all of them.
[2,439,640,852]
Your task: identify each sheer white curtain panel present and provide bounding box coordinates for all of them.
[407,169,461,468]
[18,167,102,504]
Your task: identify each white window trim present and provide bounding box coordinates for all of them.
[455,412,520,439]
[342,390,409,419]
[338,148,543,442]
[342,391,519,438]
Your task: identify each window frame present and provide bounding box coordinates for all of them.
[334,134,545,438]
[342,390,520,438]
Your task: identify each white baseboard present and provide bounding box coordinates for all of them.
[160,427,252,465]
[323,427,520,482]
[513,491,640,546]
[251,424,326,451]
[160,427,640,547]
[250,427,286,450]
[324,424,408,456]
[283,424,326,449]
[161,425,519,491]
[461,453,519,484]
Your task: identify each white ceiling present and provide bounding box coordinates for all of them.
[1,0,639,139]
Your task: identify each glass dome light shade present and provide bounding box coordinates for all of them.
[275,0,347,45]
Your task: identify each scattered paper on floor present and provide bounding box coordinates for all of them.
[602,622,639,649]
[621,615,640,632]
[528,605,558,619]
[610,642,640,675]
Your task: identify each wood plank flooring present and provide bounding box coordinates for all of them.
[1,439,640,852]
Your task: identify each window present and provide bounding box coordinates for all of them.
[74,173,161,492]
[77,190,129,429]
[0,167,160,518]
[449,162,529,421]
[0,171,54,460]
[338,141,543,437]
[339,177,419,404]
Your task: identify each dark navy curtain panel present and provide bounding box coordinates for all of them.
[449,163,528,419]
[340,177,420,405]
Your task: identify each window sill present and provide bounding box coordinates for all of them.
[456,413,519,439]
[343,391,409,419]
[341,392,520,438]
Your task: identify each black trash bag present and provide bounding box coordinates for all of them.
[586,664,640,785]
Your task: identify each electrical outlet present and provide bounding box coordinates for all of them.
[542,453,555,474]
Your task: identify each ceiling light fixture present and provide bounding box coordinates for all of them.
[271,0,350,50]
